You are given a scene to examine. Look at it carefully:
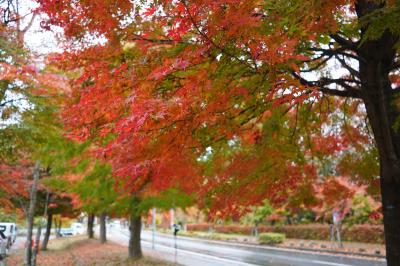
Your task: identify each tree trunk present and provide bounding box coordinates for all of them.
[41,212,52,251]
[379,163,400,266]
[53,218,58,238]
[24,161,40,266]
[31,223,42,266]
[99,212,107,244]
[54,218,62,238]
[362,57,400,265]
[128,212,142,260]
[87,213,95,239]
[355,2,400,265]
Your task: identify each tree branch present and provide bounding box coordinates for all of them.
[310,47,363,62]
[127,34,180,44]
[330,33,357,49]
[0,97,24,107]
[179,0,256,71]
[21,12,37,33]
[319,87,361,98]
[300,56,331,73]
[334,55,360,78]
[292,72,362,99]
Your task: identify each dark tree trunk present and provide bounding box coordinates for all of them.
[24,162,40,266]
[87,213,95,239]
[128,212,142,260]
[54,218,62,238]
[41,212,52,251]
[355,1,400,265]
[379,162,400,266]
[361,43,400,265]
[99,212,107,244]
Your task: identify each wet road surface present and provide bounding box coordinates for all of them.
[108,227,387,266]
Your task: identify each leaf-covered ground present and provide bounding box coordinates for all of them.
[8,236,175,266]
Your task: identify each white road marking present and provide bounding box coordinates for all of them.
[142,241,259,266]
[227,250,353,266]
[312,261,353,266]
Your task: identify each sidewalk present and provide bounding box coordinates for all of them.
[277,238,385,258]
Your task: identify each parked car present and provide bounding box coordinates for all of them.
[71,223,84,235]
[0,222,18,248]
[59,228,74,237]
[109,220,120,228]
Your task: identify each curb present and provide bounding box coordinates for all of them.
[270,245,386,259]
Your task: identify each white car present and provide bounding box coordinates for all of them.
[0,223,17,248]
[71,223,84,235]
[110,220,120,228]
[59,228,74,237]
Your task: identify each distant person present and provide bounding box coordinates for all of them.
[331,207,343,248]
[173,223,180,236]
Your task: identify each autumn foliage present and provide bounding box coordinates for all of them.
[1,0,399,263]
[33,0,385,219]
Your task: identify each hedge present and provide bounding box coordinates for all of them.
[258,233,285,245]
[186,223,384,244]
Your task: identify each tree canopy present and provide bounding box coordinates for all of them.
[9,0,400,264]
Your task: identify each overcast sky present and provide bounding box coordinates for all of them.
[21,1,61,56]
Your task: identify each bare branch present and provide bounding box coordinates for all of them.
[330,33,357,49]
[334,55,360,78]
[292,72,362,99]
[21,12,37,33]
[300,56,331,73]
[319,87,361,98]
[0,97,24,107]
[310,47,363,62]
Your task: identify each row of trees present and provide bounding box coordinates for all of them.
[0,2,101,264]
[1,5,192,257]
[1,5,188,259]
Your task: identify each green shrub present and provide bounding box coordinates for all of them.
[258,232,285,245]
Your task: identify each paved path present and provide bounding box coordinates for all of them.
[108,227,387,266]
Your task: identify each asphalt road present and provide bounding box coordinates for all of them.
[108,227,387,266]
[10,234,56,254]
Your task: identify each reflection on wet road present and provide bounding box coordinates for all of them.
[109,228,387,266]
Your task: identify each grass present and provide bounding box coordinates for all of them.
[46,235,88,250]
[7,236,177,266]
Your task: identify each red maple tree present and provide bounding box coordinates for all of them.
[38,0,400,263]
